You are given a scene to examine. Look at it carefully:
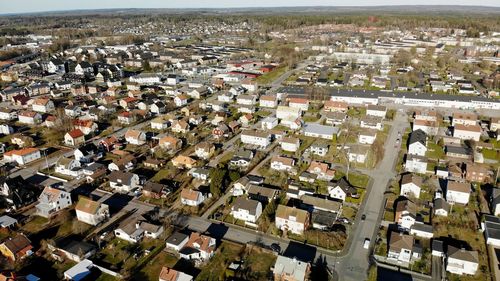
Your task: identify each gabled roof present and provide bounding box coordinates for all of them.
[67,129,84,139]
[389,232,414,252]
[409,129,427,146]
[447,246,479,263]
[75,197,101,214]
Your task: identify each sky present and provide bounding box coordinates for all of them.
[1,0,499,14]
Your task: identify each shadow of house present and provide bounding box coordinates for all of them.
[282,241,317,264]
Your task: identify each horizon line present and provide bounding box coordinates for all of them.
[2,4,500,17]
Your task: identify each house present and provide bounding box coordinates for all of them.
[452,112,477,126]
[180,189,205,206]
[18,110,42,125]
[143,181,170,199]
[303,123,339,140]
[54,157,81,177]
[3,147,41,165]
[273,255,310,281]
[432,240,445,257]
[174,94,188,107]
[151,101,166,114]
[482,215,500,247]
[261,117,278,130]
[73,119,98,135]
[400,174,422,199]
[387,232,414,264]
[413,119,439,135]
[171,120,190,134]
[405,155,428,174]
[309,143,329,157]
[445,145,472,159]
[288,98,309,111]
[259,95,277,108]
[237,95,257,106]
[358,129,377,145]
[360,116,383,130]
[327,178,357,202]
[230,197,262,224]
[114,216,163,243]
[75,197,109,226]
[49,240,96,263]
[324,100,348,112]
[0,234,33,261]
[491,189,500,216]
[108,171,140,193]
[0,176,41,210]
[74,143,98,163]
[446,246,479,276]
[64,105,83,118]
[453,124,481,141]
[280,137,300,152]
[159,135,182,151]
[247,185,278,203]
[410,223,434,239]
[240,130,271,149]
[124,129,146,145]
[395,198,417,230]
[446,181,471,205]
[366,105,387,117]
[64,129,85,147]
[178,232,216,261]
[408,129,427,156]
[159,267,193,281]
[99,135,120,152]
[324,111,347,126]
[117,111,135,125]
[151,116,170,130]
[32,98,54,113]
[195,142,215,160]
[465,163,489,183]
[166,232,189,252]
[0,108,18,121]
[276,106,301,120]
[108,154,136,171]
[35,186,72,218]
[433,197,450,217]
[307,161,335,181]
[230,150,254,169]
[270,156,295,172]
[275,205,309,235]
[348,145,369,164]
[172,155,197,169]
[63,259,93,281]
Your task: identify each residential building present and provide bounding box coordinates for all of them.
[408,129,427,156]
[270,156,295,172]
[3,147,41,165]
[288,98,309,111]
[453,124,481,141]
[35,186,72,218]
[180,189,205,206]
[358,129,377,144]
[387,232,414,264]
[159,267,193,281]
[366,105,387,117]
[275,205,309,235]
[303,123,339,140]
[446,181,471,205]
[327,178,357,202]
[307,161,335,181]
[395,198,417,230]
[172,155,197,169]
[273,255,310,281]
[75,197,109,226]
[405,155,428,174]
[280,137,300,152]
[0,234,33,261]
[108,171,140,193]
[240,130,271,149]
[124,129,146,145]
[230,197,262,224]
[195,142,215,160]
[400,174,422,199]
[446,246,479,276]
[64,129,85,147]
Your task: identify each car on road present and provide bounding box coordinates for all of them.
[363,238,370,249]
[337,217,350,224]
[361,214,366,221]
[270,243,281,254]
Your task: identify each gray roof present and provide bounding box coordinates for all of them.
[166,232,189,246]
[409,129,427,146]
[411,223,433,233]
[232,197,260,215]
[303,123,339,136]
[484,215,500,241]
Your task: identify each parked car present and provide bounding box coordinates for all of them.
[363,238,370,249]
[270,243,281,254]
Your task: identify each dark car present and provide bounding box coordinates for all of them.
[361,214,366,221]
[270,243,281,254]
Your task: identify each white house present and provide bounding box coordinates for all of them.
[129,73,161,85]
[3,148,41,166]
[32,98,55,113]
[270,156,295,172]
[178,232,216,261]
[303,123,339,140]
[276,106,301,120]
[288,98,309,111]
[446,246,479,276]
[165,232,189,252]
[400,174,422,199]
[446,181,471,205]
[108,171,140,193]
[124,130,146,145]
[230,197,262,224]
[387,232,414,264]
[366,105,387,117]
[358,129,377,145]
[360,116,383,130]
[259,95,277,108]
[408,129,427,156]
[35,186,72,218]
[348,145,369,163]
[275,205,309,235]
[75,197,109,226]
[280,137,300,152]
[54,157,81,177]
[410,223,434,239]
[174,95,188,107]
[327,178,356,202]
[261,117,278,130]
[405,155,428,174]
[240,130,271,149]
[180,189,205,206]
[453,124,481,142]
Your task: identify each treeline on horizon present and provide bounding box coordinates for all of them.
[0,12,499,38]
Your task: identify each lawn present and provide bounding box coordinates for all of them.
[21,216,49,233]
[132,251,178,281]
[342,206,358,221]
[255,66,288,85]
[240,246,277,280]
[195,241,244,281]
[425,142,445,159]
[95,273,120,281]
[335,171,370,188]
[482,148,499,160]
